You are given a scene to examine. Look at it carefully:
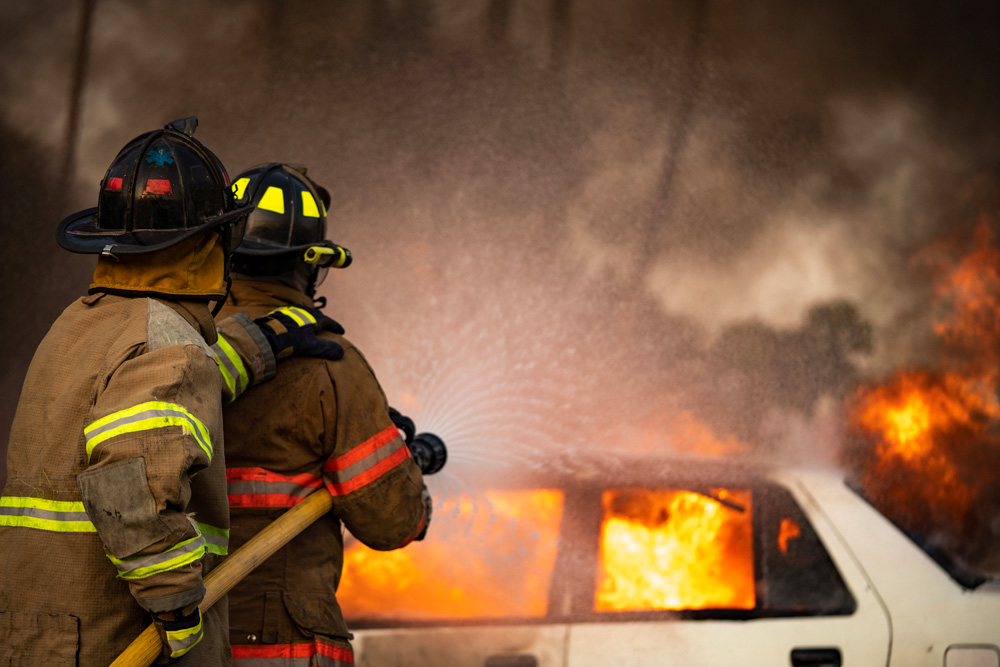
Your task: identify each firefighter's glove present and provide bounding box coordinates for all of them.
[254,306,345,361]
[152,606,203,662]
[415,485,433,541]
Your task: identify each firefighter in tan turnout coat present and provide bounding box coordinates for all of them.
[0,121,343,665]
[218,164,431,666]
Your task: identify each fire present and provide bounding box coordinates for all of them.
[777,518,800,555]
[846,219,1000,574]
[594,488,755,611]
[338,489,564,620]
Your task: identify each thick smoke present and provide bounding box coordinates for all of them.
[1,0,999,501]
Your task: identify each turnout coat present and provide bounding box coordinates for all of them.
[0,291,274,665]
[218,280,427,666]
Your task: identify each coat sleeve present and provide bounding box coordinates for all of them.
[77,339,225,614]
[322,345,428,550]
[212,312,277,403]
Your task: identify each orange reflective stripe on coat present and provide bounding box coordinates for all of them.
[322,425,410,497]
[226,468,323,508]
[231,639,354,666]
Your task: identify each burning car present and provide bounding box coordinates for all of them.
[336,455,1000,667]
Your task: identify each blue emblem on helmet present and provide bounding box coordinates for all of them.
[146,148,175,166]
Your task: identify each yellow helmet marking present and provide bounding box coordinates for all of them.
[258,186,285,214]
[301,191,320,218]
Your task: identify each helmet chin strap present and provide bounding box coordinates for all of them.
[212,223,236,317]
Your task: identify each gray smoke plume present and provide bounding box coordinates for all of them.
[2,0,999,499]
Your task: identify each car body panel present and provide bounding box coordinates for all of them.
[353,625,569,667]
[347,463,998,667]
[790,470,1000,666]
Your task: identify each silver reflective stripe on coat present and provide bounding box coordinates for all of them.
[0,496,97,533]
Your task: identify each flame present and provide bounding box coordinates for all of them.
[846,218,1000,572]
[777,518,800,555]
[338,489,564,620]
[594,488,755,611]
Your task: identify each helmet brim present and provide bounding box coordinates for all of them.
[56,201,254,255]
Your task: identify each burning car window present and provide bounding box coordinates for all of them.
[338,489,564,621]
[594,487,756,611]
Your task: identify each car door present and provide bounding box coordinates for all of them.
[561,474,892,667]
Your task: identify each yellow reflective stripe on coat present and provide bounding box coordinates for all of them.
[84,401,212,463]
[195,520,229,555]
[0,496,96,533]
[273,306,317,327]
[107,534,206,580]
[211,334,248,401]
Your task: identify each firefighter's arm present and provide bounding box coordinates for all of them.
[322,348,429,550]
[213,306,345,403]
[213,313,276,403]
[77,341,222,617]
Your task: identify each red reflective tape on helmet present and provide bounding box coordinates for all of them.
[143,178,173,195]
[105,177,123,191]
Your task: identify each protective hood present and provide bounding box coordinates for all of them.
[90,231,228,300]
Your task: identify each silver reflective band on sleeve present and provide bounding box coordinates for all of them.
[195,520,229,555]
[212,334,248,401]
[107,534,206,580]
[84,401,212,463]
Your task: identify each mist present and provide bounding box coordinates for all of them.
[2,0,999,506]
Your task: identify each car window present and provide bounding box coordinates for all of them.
[338,489,564,622]
[754,484,856,616]
[594,487,756,611]
[586,483,855,619]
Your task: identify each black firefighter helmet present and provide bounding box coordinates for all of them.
[56,117,252,256]
[230,163,351,272]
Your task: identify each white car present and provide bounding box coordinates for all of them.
[337,457,1000,667]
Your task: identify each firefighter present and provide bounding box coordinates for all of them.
[218,163,431,665]
[0,120,344,665]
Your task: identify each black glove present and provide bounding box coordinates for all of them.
[152,606,203,662]
[255,305,345,361]
[415,485,432,541]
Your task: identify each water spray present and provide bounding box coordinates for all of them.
[390,407,448,475]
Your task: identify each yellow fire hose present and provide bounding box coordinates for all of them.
[110,488,334,667]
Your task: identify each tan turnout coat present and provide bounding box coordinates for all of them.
[0,293,274,666]
[218,281,427,666]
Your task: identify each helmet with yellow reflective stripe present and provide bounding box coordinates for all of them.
[230,163,351,269]
[56,117,252,257]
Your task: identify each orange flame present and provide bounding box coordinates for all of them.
[777,518,800,555]
[847,218,1000,571]
[594,488,755,611]
[338,489,564,620]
